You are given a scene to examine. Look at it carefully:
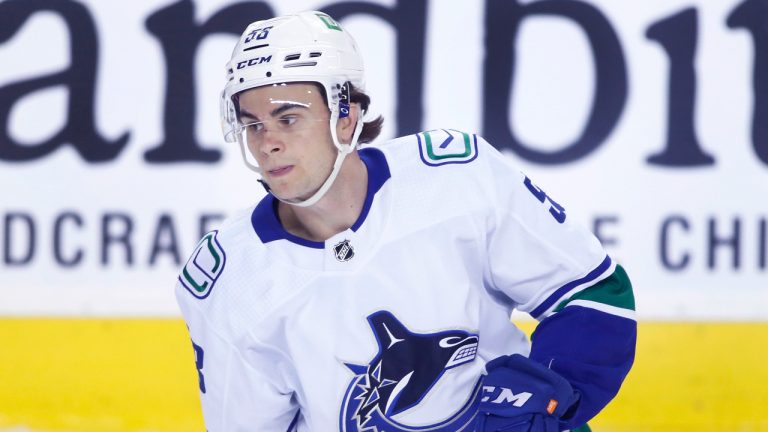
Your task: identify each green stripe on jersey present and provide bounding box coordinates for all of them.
[554,265,635,313]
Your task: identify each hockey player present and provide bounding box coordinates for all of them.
[176,10,636,432]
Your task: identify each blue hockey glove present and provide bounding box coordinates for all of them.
[475,354,580,432]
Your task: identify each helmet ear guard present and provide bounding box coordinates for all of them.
[220,90,239,145]
[338,81,352,119]
[328,80,363,152]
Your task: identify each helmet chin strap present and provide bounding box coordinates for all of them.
[269,111,364,208]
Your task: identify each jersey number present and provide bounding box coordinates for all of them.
[192,340,206,394]
[244,26,273,43]
[524,176,566,224]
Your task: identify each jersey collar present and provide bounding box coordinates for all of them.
[251,147,391,248]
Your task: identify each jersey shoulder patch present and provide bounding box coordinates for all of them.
[178,230,227,300]
[417,129,479,166]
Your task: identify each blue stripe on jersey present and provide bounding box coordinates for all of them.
[529,305,636,429]
[251,147,391,248]
[351,147,391,231]
[251,196,325,248]
[286,411,300,432]
[530,255,612,319]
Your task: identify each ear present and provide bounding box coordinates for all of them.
[336,103,361,145]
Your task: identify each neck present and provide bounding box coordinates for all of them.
[277,151,368,242]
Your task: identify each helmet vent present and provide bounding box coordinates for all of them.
[284,61,318,68]
[243,43,269,52]
[309,52,322,58]
[284,53,301,61]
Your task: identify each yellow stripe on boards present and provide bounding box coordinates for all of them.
[0,319,203,432]
[0,320,767,432]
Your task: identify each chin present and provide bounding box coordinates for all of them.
[264,181,290,198]
[281,189,324,204]
[270,186,304,202]
[267,179,320,203]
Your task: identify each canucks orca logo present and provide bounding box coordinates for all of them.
[340,311,482,431]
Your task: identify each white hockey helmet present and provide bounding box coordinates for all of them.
[220,11,366,207]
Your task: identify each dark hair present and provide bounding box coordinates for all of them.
[348,84,384,144]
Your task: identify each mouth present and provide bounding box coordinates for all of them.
[267,165,293,177]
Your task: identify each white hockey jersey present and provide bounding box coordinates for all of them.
[176,130,614,431]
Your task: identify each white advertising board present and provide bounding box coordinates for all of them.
[0,0,765,318]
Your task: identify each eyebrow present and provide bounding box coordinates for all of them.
[239,103,309,121]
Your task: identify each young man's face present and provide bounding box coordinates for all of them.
[237,83,336,202]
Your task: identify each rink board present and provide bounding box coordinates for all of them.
[0,319,766,432]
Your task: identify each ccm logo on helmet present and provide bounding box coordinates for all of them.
[236,56,272,69]
[481,386,533,407]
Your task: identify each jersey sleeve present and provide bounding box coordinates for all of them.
[478,137,611,318]
[477,136,636,428]
[175,280,299,431]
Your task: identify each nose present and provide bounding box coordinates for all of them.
[253,129,283,157]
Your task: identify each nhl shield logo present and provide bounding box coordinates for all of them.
[333,239,355,262]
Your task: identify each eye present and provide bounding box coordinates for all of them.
[247,121,265,133]
[278,115,299,127]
